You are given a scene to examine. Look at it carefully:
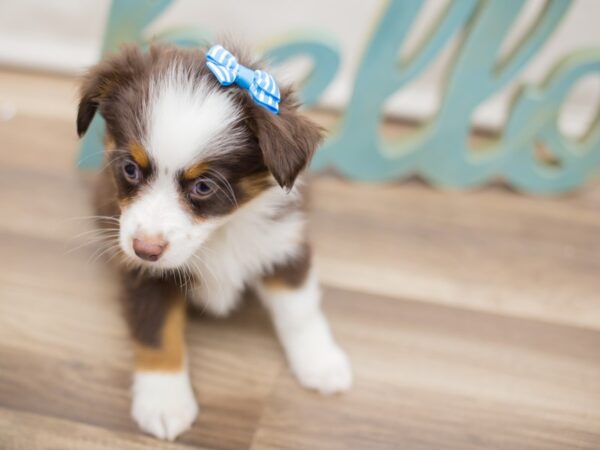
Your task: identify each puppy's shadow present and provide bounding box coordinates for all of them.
[186,288,273,339]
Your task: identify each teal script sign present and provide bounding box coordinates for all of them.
[79,0,600,194]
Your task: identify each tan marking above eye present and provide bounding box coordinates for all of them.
[184,162,209,180]
[129,142,150,168]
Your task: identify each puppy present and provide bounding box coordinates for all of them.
[77,44,352,441]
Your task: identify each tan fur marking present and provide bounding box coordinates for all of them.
[184,162,209,180]
[262,276,298,291]
[130,142,150,169]
[239,173,272,198]
[262,243,311,290]
[104,134,116,151]
[134,297,185,372]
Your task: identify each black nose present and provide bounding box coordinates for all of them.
[132,236,168,262]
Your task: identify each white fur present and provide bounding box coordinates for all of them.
[132,370,198,441]
[146,66,242,170]
[188,183,305,316]
[255,269,352,394]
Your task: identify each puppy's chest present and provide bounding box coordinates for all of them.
[188,204,306,314]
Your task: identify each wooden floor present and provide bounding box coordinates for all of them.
[1,69,600,449]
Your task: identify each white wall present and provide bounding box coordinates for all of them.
[0,0,598,136]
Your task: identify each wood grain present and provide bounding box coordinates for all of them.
[1,69,600,449]
[252,290,600,449]
[0,407,204,450]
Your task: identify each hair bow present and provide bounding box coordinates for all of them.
[205,45,281,114]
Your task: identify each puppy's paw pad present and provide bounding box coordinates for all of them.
[131,372,198,441]
[292,344,353,395]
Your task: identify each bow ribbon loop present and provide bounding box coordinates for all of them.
[206,45,280,114]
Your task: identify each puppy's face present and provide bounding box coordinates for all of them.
[78,45,321,270]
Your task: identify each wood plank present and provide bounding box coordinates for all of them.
[0,407,204,450]
[251,288,600,450]
[308,176,600,330]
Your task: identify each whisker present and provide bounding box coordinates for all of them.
[187,258,208,314]
[93,245,121,265]
[105,247,124,265]
[87,241,121,266]
[64,234,120,255]
[68,228,120,241]
[206,168,237,207]
[76,149,109,167]
[192,251,224,300]
[61,215,120,226]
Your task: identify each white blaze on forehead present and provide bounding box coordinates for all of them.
[145,67,241,171]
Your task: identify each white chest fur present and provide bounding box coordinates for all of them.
[188,184,306,316]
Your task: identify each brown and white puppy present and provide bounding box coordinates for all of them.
[77,44,351,441]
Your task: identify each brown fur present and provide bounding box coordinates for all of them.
[262,243,312,289]
[119,269,186,370]
[93,167,120,222]
[249,97,323,190]
[120,270,181,347]
[134,295,186,372]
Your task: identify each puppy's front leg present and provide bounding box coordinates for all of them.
[121,273,198,441]
[256,248,352,394]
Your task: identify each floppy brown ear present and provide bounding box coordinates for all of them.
[252,92,323,190]
[77,59,120,137]
[77,91,100,137]
[76,45,146,137]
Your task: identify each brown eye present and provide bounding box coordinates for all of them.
[123,161,141,184]
[191,178,215,199]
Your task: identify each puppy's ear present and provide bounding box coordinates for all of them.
[77,76,102,137]
[252,90,323,190]
[77,90,100,137]
[76,45,145,137]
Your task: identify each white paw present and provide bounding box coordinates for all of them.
[131,371,199,441]
[289,342,353,395]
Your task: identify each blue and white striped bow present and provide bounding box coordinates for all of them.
[206,45,281,114]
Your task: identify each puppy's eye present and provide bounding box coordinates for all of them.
[123,161,141,184]
[191,178,215,199]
